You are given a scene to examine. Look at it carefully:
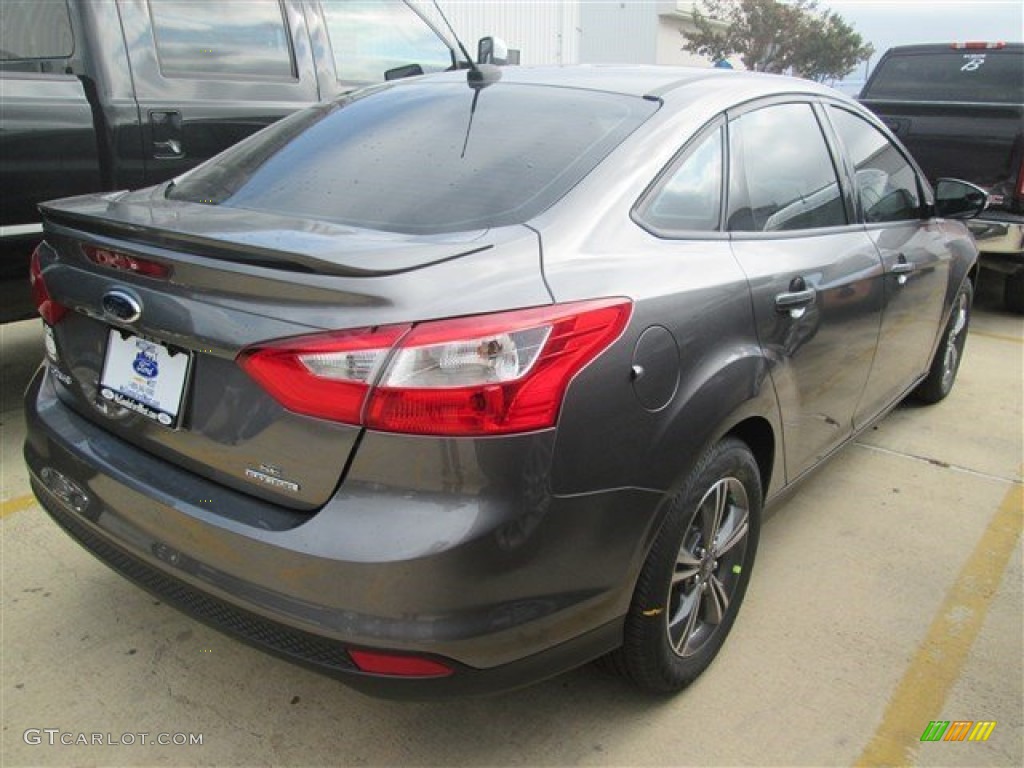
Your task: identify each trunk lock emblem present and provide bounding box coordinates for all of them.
[102,290,142,324]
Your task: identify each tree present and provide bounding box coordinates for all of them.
[683,0,873,82]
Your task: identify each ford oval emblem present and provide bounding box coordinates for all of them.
[101,290,142,324]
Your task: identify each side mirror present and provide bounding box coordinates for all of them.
[384,63,423,81]
[934,178,988,220]
[477,36,509,65]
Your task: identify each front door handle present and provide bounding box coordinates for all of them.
[775,277,816,319]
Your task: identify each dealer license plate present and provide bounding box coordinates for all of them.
[98,330,191,428]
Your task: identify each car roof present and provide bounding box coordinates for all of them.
[405,64,838,103]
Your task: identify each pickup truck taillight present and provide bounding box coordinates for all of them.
[240,299,633,436]
[29,244,68,326]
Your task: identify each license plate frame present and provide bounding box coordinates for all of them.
[98,329,192,429]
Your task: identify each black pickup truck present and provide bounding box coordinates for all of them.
[860,42,1024,312]
[0,0,499,322]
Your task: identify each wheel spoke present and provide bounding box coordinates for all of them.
[672,549,701,585]
[672,590,701,655]
[701,481,728,548]
[715,506,749,557]
[704,574,729,625]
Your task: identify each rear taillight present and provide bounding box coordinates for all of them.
[29,244,68,326]
[240,299,632,436]
[239,325,410,424]
[1017,157,1024,201]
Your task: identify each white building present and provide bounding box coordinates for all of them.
[421,1,730,68]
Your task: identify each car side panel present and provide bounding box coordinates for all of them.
[538,228,782,500]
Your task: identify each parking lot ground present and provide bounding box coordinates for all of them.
[1,271,1021,767]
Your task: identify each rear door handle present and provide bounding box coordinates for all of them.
[775,277,816,319]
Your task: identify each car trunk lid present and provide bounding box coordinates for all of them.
[36,192,551,511]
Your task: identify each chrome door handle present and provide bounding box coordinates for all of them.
[153,138,184,159]
[892,257,915,285]
[775,288,816,319]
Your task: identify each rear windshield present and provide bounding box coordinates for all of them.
[864,50,1024,103]
[168,80,658,234]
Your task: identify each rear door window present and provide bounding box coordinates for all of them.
[149,0,295,79]
[864,50,1024,103]
[727,103,847,232]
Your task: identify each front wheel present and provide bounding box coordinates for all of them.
[605,438,762,693]
[913,280,972,404]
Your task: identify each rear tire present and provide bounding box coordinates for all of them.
[913,281,972,404]
[1005,270,1024,315]
[606,438,761,693]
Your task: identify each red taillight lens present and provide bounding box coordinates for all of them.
[29,244,68,326]
[348,649,453,678]
[368,299,632,435]
[239,299,632,435]
[84,245,171,279]
[239,325,410,423]
[1016,158,1024,201]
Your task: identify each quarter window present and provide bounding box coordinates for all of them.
[637,127,723,234]
[727,103,847,232]
[321,0,453,84]
[150,0,295,79]
[828,107,921,223]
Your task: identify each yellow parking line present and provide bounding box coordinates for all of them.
[855,482,1023,767]
[971,329,1023,344]
[0,494,37,519]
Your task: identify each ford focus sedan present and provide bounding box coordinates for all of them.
[24,66,983,697]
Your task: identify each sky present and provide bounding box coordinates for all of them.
[821,0,1024,79]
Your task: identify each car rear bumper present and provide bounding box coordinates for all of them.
[23,365,662,697]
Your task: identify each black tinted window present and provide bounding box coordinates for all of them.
[150,0,294,79]
[322,0,452,83]
[169,82,658,234]
[0,0,73,60]
[864,50,1024,103]
[728,104,846,232]
[638,127,723,234]
[828,107,921,223]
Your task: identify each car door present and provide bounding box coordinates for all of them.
[726,100,885,481]
[116,0,321,186]
[823,106,951,425]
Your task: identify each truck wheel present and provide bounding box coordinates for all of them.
[1005,270,1024,315]
[913,281,972,404]
[604,438,761,693]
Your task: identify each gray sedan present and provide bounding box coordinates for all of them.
[25,65,983,697]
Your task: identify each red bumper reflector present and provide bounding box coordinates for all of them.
[349,649,454,678]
